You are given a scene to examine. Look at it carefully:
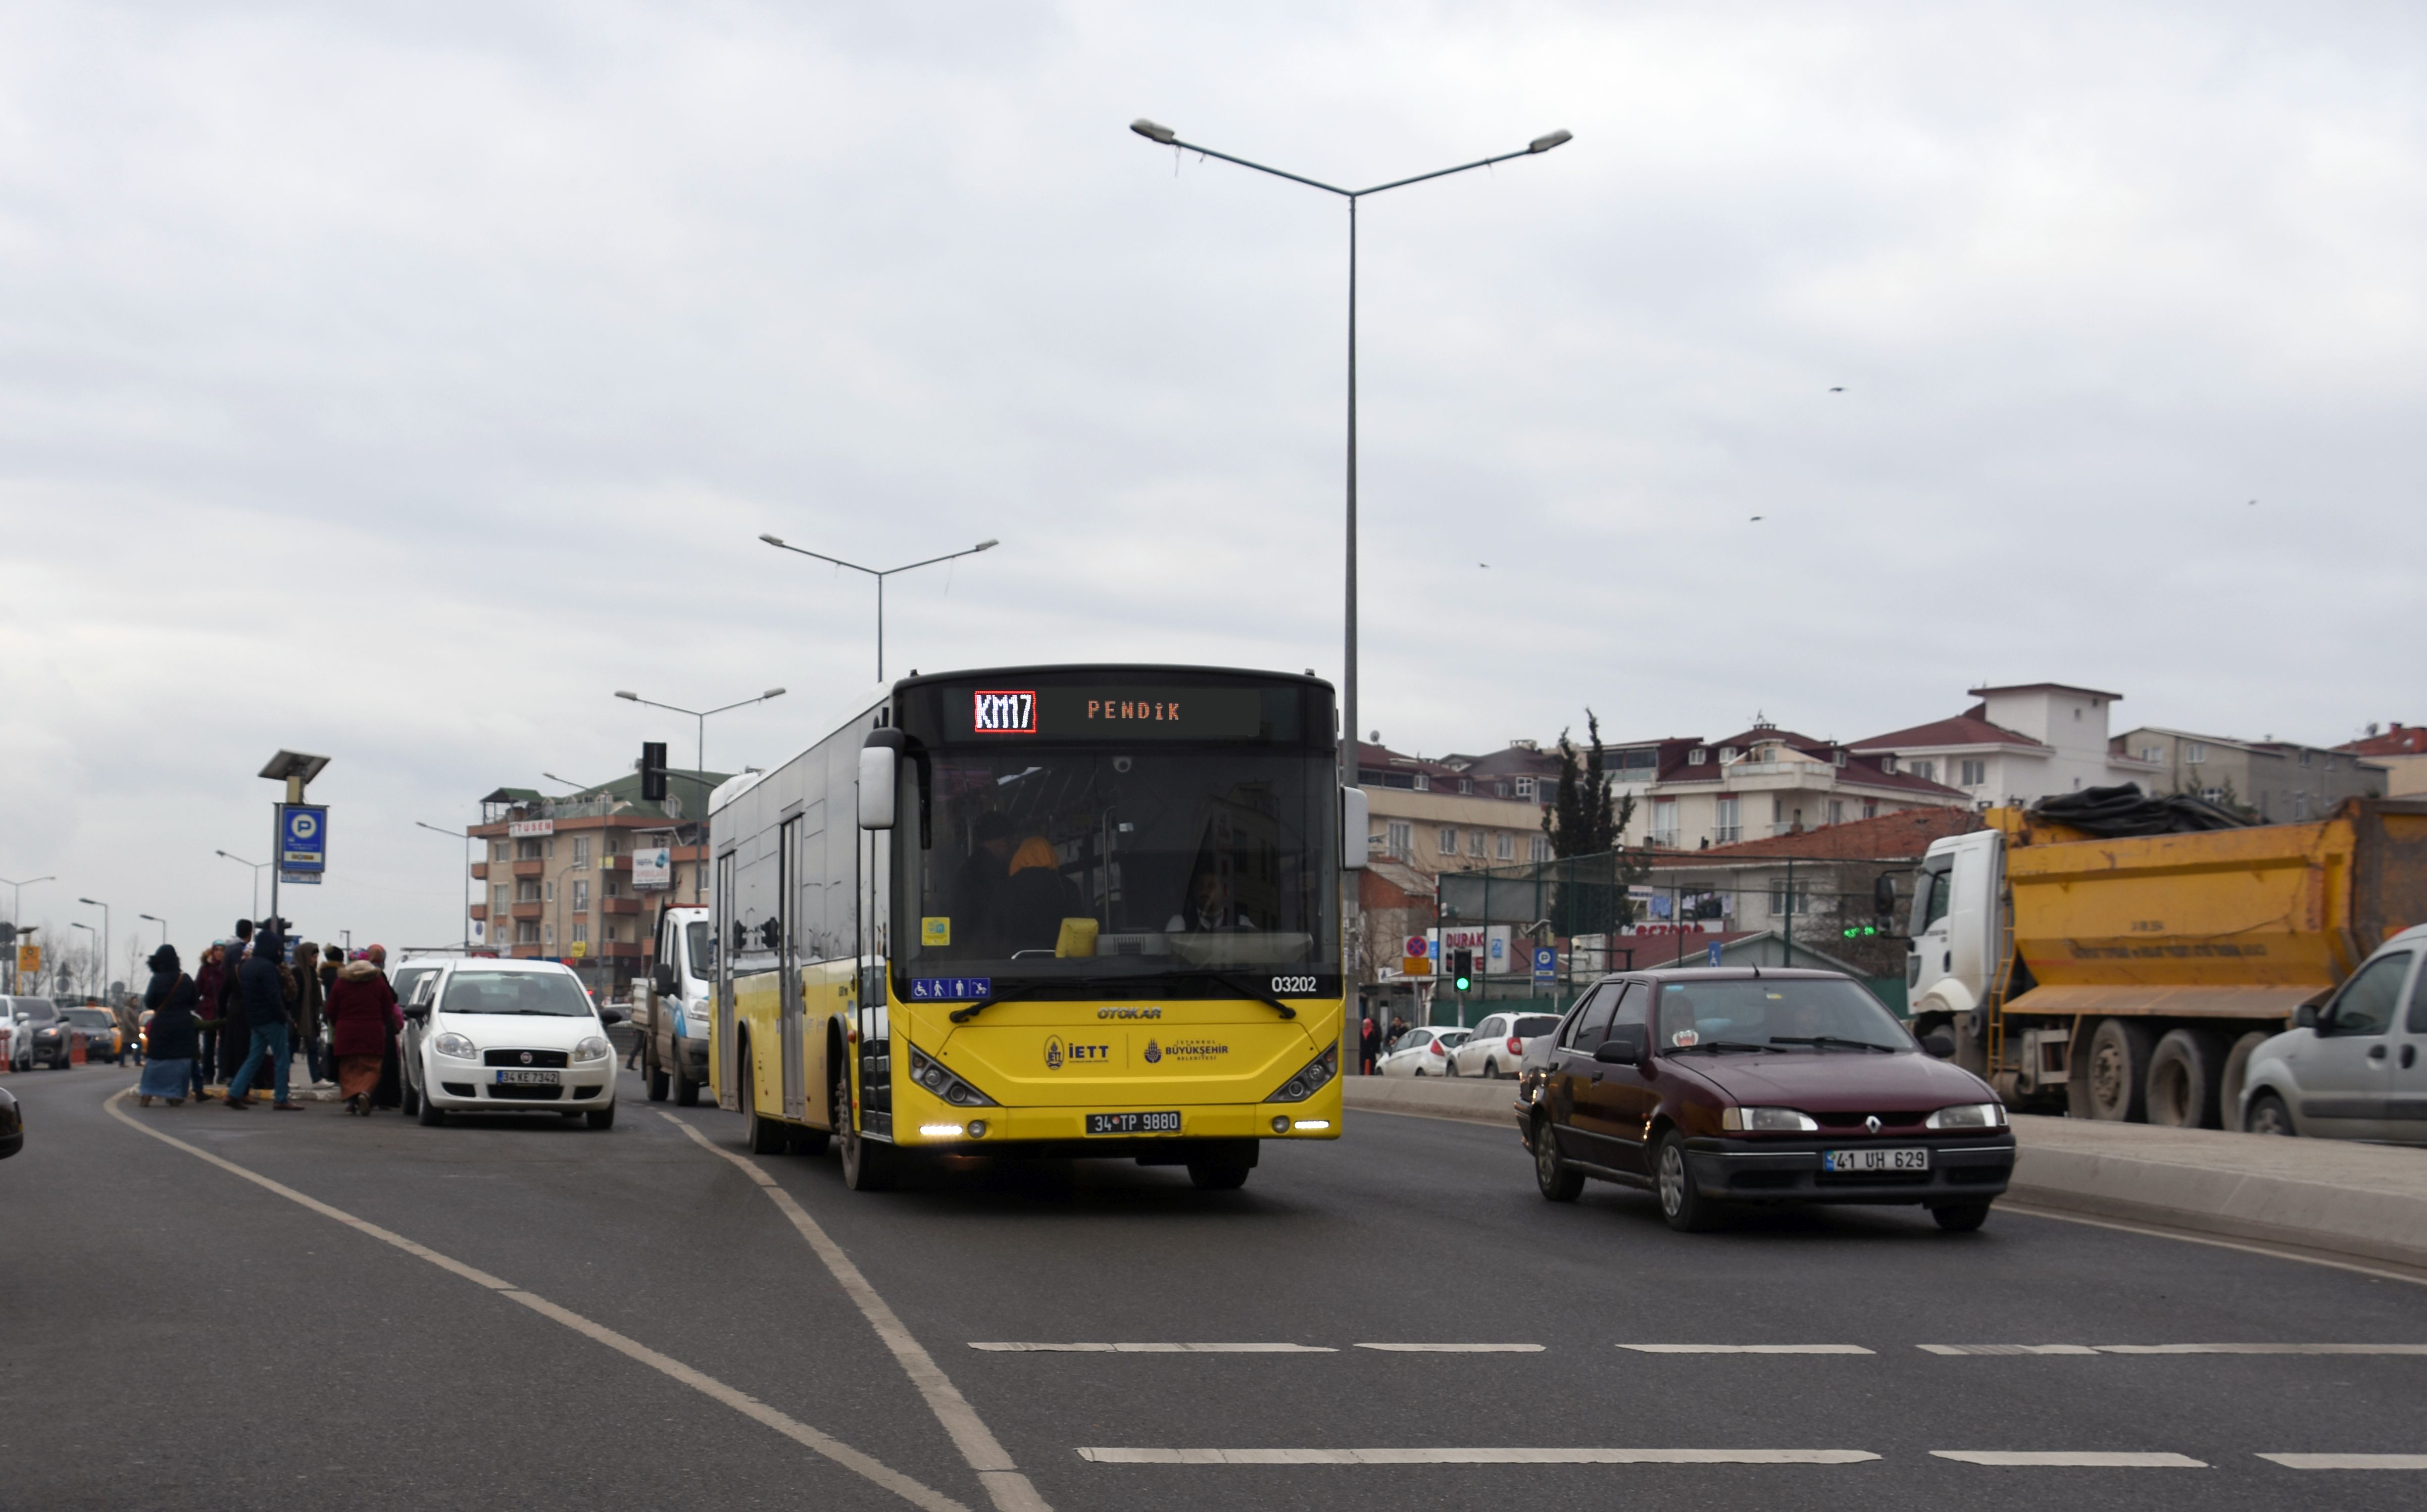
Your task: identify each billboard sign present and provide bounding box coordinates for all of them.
[632,846,672,890]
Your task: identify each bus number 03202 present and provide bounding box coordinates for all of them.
[1270,975,1319,996]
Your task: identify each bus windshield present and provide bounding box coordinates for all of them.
[904,745,1339,987]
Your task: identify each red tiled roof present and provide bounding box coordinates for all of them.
[1649,807,1984,864]
[1853,706,2046,752]
[2339,724,2427,757]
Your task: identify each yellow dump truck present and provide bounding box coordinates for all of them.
[1904,797,2427,1125]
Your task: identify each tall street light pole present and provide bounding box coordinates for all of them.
[139,913,169,952]
[415,822,473,952]
[78,897,109,1002]
[613,688,787,780]
[2,875,53,993]
[70,920,96,1000]
[1127,119,1570,800]
[216,850,267,920]
[1129,116,1571,1064]
[757,535,1000,683]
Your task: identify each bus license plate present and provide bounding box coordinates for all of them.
[495,1069,562,1086]
[1087,1111,1180,1135]
[1823,1147,1927,1173]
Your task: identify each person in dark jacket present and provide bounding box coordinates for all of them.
[326,953,402,1116]
[366,945,404,1108]
[191,943,229,1086]
[223,925,301,1110]
[217,919,255,1088]
[136,947,201,1107]
[292,942,328,1086]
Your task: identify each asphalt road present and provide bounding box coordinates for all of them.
[4,1060,2423,1512]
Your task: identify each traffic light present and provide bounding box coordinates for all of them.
[1842,924,1880,939]
[640,741,668,801]
[1451,949,1474,992]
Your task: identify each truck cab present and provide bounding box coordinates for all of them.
[638,905,715,1105]
[1905,828,2004,1074]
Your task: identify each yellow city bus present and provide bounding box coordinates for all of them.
[709,665,1361,1191]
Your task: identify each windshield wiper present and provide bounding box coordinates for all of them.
[1668,1039,1769,1054]
[1204,974,1295,1020]
[1767,1035,1899,1053]
[948,981,1059,1025]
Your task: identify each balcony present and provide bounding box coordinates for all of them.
[468,904,488,922]
[470,861,489,881]
[599,941,643,960]
[510,902,544,921]
[511,860,545,879]
[602,897,642,916]
[599,854,631,873]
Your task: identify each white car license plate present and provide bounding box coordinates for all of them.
[494,1069,561,1086]
[1823,1146,1928,1173]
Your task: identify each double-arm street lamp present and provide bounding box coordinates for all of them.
[1127,118,1571,795]
[415,822,473,952]
[78,897,109,1001]
[70,920,97,1000]
[614,688,787,778]
[2,875,50,992]
[215,850,268,920]
[757,535,999,683]
[139,913,169,952]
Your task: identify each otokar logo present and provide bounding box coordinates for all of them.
[973,690,1037,734]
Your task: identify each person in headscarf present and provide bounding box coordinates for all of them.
[191,943,230,1087]
[365,945,404,1109]
[292,941,328,1087]
[136,946,201,1107]
[325,948,402,1116]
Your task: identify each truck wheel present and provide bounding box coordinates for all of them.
[1533,1117,1584,1202]
[2219,1032,2270,1132]
[2245,1091,2296,1136]
[2074,1018,2155,1122]
[644,1045,669,1102]
[2145,1028,2225,1128]
[672,1056,700,1107]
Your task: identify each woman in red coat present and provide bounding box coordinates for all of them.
[325,952,401,1116]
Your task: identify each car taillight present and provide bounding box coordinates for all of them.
[1429,1040,1444,1055]
[1506,1036,1523,1055]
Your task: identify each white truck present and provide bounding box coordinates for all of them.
[634,904,716,1105]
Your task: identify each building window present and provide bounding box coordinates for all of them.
[1714,796,1741,844]
[1457,778,1471,794]
[1862,800,1878,819]
[573,836,590,869]
[572,880,589,912]
[2294,792,2310,820]
[1770,886,1808,917]
[1688,748,1708,766]
[1413,774,1430,792]
[1439,827,1459,854]
[572,919,588,944]
[542,924,554,946]
[493,840,510,862]
[606,878,622,898]
[543,881,555,903]
[516,880,539,903]
[2201,787,2225,802]
[1652,800,1679,846]
[2185,742,2207,764]
[1385,821,1413,862]
[1914,760,1938,783]
[492,884,508,911]
[1718,746,1737,763]
[1529,835,1551,864]
[517,838,541,860]
[1828,800,1845,826]
[2300,750,2313,767]
[1468,831,1486,858]
[1515,777,1536,799]
[516,922,538,944]
[2139,745,2161,762]
[1771,797,1784,822]
[1495,832,1515,861]
[1959,759,1986,786]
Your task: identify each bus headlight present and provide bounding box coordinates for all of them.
[1263,1045,1338,1103]
[906,1043,998,1107]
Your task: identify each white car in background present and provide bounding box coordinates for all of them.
[1445,1012,1563,1079]
[399,958,627,1129]
[1376,1026,1469,1077]
[2238,922,2427,1143]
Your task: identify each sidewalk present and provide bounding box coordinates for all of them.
[1343,1075,2427,1272]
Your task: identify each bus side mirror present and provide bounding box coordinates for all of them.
[858,748,896,830]
[1342,786,1370,871]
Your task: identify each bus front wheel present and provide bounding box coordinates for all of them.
[836,1054,897,1191]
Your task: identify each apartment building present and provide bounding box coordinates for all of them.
[1853,683,2160,808]
[1608,723,1967,851]
[2112,727,2387,821]
[468,766,727,997]
[2336,723,2427,798]
[1356,741,1551,876]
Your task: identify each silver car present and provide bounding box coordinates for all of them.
[2238,922,2427,1142]
[1375,1025,1469,1077]
[1446,1012,1563,1079]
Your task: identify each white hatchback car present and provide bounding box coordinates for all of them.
[1445,1011,1564,1079]
[399,959,626,1129]
[2238,922,2427,1144]
[1377,1026,1470,1077]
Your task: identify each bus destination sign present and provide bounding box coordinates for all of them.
[966,686,1261,741]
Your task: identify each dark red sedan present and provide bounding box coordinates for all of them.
[1515,968,2014,1232]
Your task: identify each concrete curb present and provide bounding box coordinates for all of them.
[1343,1076,2427,1271]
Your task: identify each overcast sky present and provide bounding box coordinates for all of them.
[5,2,2423,970]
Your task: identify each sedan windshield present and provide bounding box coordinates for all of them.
[1657,979,1910,1052]
[441,971,594,1017]
[907,745,1338,984]
[65,1010,115,1028]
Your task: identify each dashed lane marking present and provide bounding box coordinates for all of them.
[1355,1344,1544,1353]
[1921,1345,2101,1356]
[1622,1344,1874,1355]
[2258,1454,2427,1470]
[1931,1451,2207,1468]
[1077,1447,1880,1465]
[102,1090,971,1512]
[1924,1343,2427,1356]
[972,1342,1335,1353]
[662,1114,1051,1512]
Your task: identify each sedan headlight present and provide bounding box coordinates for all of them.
[1926,1102,2008,1129]
[1721,1105,1818,1132]
[573,1036,612,1062]
[431,1032,477,1060]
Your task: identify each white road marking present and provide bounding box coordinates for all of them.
[2097,1343,2427,1354]
[973,1342,1335,1353]
[102,1091,971,1512]
[1621,1344,1873,1355]
[663,1114,1051,1512]
[1932,1451,2207,1468]
[1077,1447,1879,1465]
[2258,1453,2427,1470]
[1921,1345,2101,1355]
[1355,1343,1544,1353]
[1996,1201,2427,1289]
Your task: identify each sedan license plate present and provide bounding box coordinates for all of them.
[494,1069,562,1086]
[1823,1146,1928,1173]
[1086,1111,1180,1135]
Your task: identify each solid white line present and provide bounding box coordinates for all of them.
[2097,1343,2427,1355]
[101,1090,969,1512]
[1920,1345,2100,1356]
[1621,1344,1874,1355]
[1931,1450,2207,1467]
[1355,1343,1544,1353]
[1997,1201,2427,1290]
[2258,1453,2427,1470]
[662,1114,1051,1512]
[972,1342,1335,1353]
[1077,1447,1879,1465]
